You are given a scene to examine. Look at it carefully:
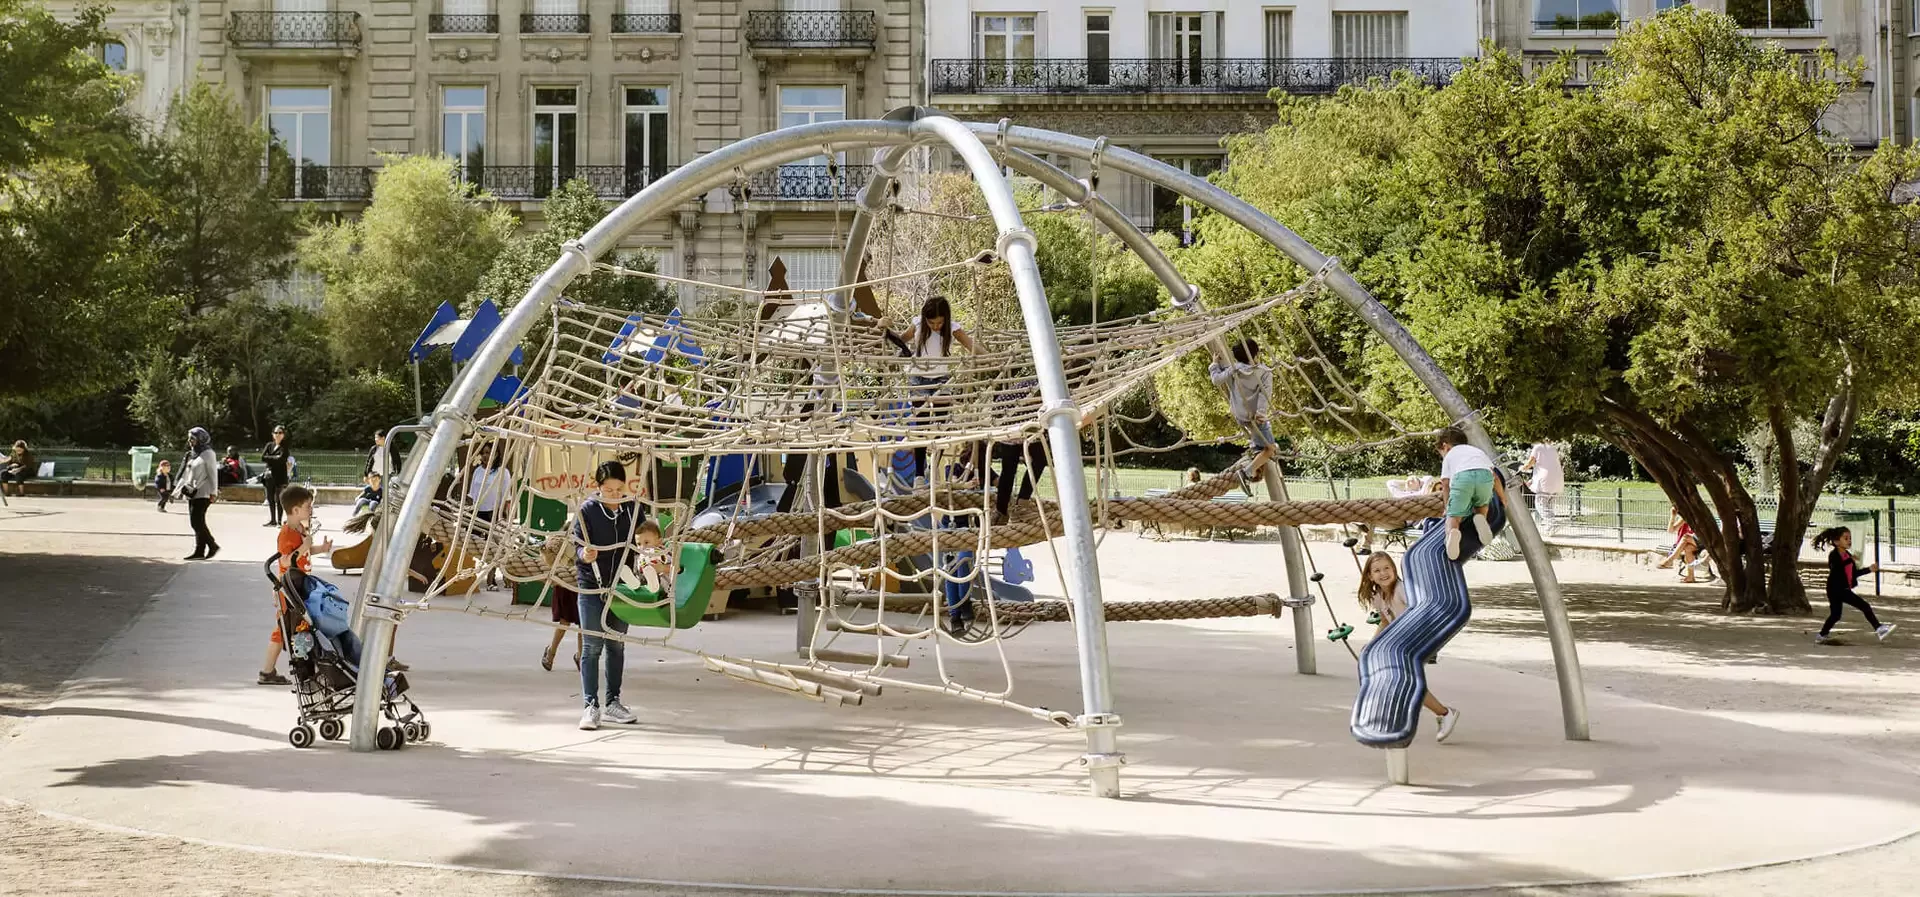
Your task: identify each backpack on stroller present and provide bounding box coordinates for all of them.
[265,552,428,750]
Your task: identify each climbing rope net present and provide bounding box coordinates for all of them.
[384,161,1454,722]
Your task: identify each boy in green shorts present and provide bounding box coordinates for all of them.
[1434,427,1496,560]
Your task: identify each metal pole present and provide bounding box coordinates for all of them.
[1616,488,1625,543]
[1262,464,1317,674]
[1889,498,1897,563]
[910,113,1123,798]
[1874,509,1882,597]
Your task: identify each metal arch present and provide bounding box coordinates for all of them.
[955,121,1589,742]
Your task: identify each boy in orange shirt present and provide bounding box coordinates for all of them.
[262,485,333,685]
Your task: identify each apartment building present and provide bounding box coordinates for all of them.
[40,0,195,123]
[925,1,1488,243]
[1502,1,1897,145]
[191,0,918,307]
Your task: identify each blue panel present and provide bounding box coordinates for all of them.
[452,299,500,363]
[408,301,459,361]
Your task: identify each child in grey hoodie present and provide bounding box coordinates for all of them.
[1209,339,1276,496]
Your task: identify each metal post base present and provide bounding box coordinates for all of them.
[1260,461,1316,675]
[348,607,399,753]
[1386,748,1411,785]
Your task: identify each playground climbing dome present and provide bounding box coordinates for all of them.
[350,108,1589,798]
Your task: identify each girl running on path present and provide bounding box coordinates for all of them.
[1358,552,1462,743]
[1813,526,1895,644]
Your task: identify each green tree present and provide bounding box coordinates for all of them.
[299,154,515,371]
[0,0,132,172]
[186,294,336,441]
[1171,9,1920,613]
[129,349,229,445]
[294,371,412,449]
[470,177,674,351]
[146,83,300,315]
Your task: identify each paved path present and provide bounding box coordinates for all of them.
[4,497,1919,896]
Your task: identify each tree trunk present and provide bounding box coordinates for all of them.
[1763,384,1861,614]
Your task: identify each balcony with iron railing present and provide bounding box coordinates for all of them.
[734,164,871,203]
[429,13,499,34]
[744,9,874,52]
[265,165,375,202]
[930,57,1464,96]
[520,13,590,34]
[1522,48,1824,87]
[611,12,679,33]
[227,11,361,54]
[467,165,674,201]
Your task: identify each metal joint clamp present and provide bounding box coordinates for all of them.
[995,226,1036,259]
[1038,398,1081,427]
[1280,594,1317,609]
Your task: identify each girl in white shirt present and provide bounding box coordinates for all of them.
[886,295,980,481]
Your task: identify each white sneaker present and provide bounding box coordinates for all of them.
[1445,528,1462,560]
[601,700,637,725]
[1814,633,1836,645]
[1877,624,1897,641]
[1472,514,1493,545]
[578,705,600,730]
[1436,708,1461,744]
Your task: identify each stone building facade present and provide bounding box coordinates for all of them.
[191,0,919,308]
[43,0,195,124]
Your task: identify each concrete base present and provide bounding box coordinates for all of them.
[5,531,1920,894]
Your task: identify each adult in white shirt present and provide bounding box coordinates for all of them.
[1521,441,1565,527]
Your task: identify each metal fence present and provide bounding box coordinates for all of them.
[42,449,371,487]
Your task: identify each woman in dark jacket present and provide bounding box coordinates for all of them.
[261,425,291,527]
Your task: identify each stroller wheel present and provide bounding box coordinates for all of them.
[288,725,315,749]
[403,722,423,743]
[417,722,431,743]
[375,726,404,751]
[318,719,344,741]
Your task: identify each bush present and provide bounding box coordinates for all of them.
[293,371,413,449]
[129,351,228,445]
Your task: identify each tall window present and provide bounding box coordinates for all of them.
[442,0,485,15]
[531,0,578,13]
[1151,13,1217,86]
[1533,0,1621,30]
[975,14,1036,87]
[1085,11,1110,87]
[1152,157,1221,246]
[1655,0,1690,10]
[781,0,841,9]
[99,40,128,70]
[442,87,485,184]
[624,87,670,194]
[777,86,844,195]
[267,87,330,199]
[778,249,841,294]
[1264,10,1292,62]
[531,87,578,198]
[1332,12,1407,57]
[1726,0,1815,30]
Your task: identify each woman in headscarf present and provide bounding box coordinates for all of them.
[177,427,222,560]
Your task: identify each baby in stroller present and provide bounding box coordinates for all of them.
[266,485,426,750]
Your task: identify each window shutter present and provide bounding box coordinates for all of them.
[1265,10,1292,60]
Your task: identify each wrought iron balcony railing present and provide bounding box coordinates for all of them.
[265,165,374,202]
[745,10,875,48]
[228,11,361,49]
[1734,15,1820,31]
[1531,14,1622,31]
[467,165,674,201]
[612,13,679,33]
[930,57,1464,95]
[1522,48,1823,87]
[520,13,589,34]
[429,13,498,34]
[736,164,871,202]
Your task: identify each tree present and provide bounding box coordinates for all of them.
[0,0,132,172]
[129,349,229,445]
[146,82,300,316]
[300,154,515,371]
[470,177,674,352]
[294,371,412,448]
[1171,8,1920,613]
[186,294,336,441]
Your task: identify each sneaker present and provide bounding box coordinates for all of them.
[1877,624,1897,641]
[204,544,220,560]
[579,705,600,730]
[1445,528,1462,560]
[1472,514,1493,545]
[257,671,290,686]
[387,658,410,672]
[184,553,205,561]
[1815,633,1836,645]
[601,700,637,725]
[1436,708,1461,744]
[1236,466,1255,498]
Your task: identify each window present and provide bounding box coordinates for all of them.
[1726,0,1815,30]
[267,87,331,199]
[99,40,128,71]
[776,249,841,294]
[442,0,485,15]
[624,87,670,194]
[975,14,1037,87]
[1332,12,1407,58]
[1152,157,1221,247]
[1264,10,1292,62]
[777,86,845,189]
[782,0,841,9]
[1085,11,1110,87]
[531,0,578,13]
[1655,0,1690,10]
[624,0,668,10]
[263,268,326,309]
[1532,0,1620,31]
[442,87,485,185]
[1151,13,1218,86]
[531,87,578,198]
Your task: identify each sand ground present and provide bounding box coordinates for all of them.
[3,496,1918,896]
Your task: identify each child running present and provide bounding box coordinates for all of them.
[1433,427,1496,560]
[573,460,641,730]
[154,459,173,512]
[263,485,333,686]
[1813,525,1895,644]
[1208,339,1276,497]
[1359,552,1461,743]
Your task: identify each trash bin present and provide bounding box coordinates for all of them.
[129,445,159,486]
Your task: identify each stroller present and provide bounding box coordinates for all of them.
[264,553,428,750]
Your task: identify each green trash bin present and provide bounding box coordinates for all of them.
[128,446,159,486]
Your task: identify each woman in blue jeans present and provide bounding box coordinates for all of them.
[572,461,640,730]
